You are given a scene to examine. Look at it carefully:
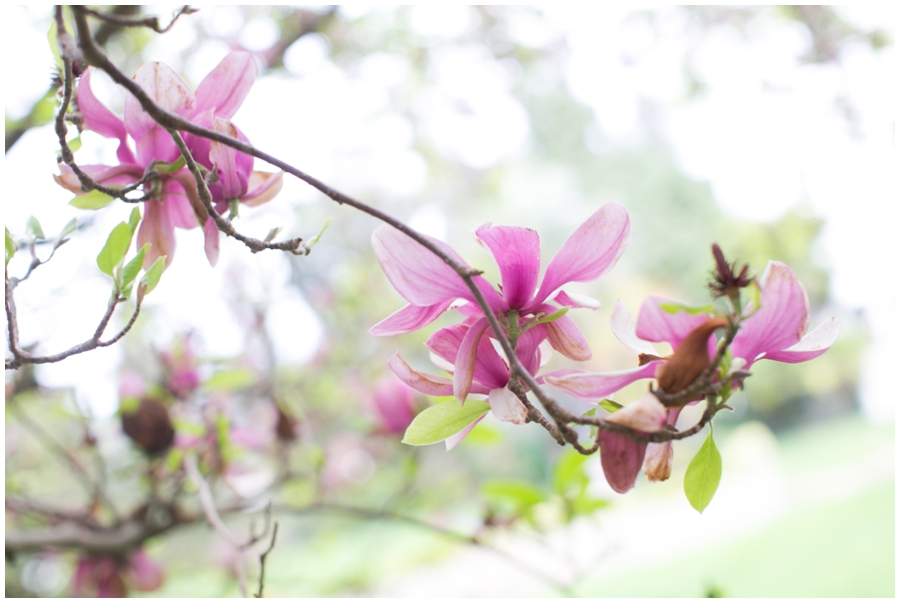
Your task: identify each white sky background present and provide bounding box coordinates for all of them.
[3,5,896,421]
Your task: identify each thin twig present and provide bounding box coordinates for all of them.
[254,522,279,598]
[82,5,197,34]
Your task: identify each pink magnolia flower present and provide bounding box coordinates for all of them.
[369,374,419,434]
[389,317,551,449]
[55,52,281,268]
[72,548,162,597]
[546,260,840,493]
[371,202,630,401]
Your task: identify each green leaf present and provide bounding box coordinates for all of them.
[204,368,257,392]
[127,207,141,235]
[402,399,490,446]
[139,256,166,297]
[68,136,82,153]
[482,479,546,509]
[536,305,569,325]
[70,190,115,210]
[684,428,723,513]
[659,302,716,316]
[5,228,16,267]
[308,218,331,248]
[552,449,590,495]
[153,157,185,174]
[26,216,44,239]
[121,244,150,292]
[96,222,132,277]
[598,399,623,413]
[583,406,598,439]
[52,218,78,250]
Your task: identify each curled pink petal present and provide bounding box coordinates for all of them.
[539,304,592,361]
[553,290,601,309]
[138,200,175,269]
[370,300,455,336]
[472,333,514,390]
[388,353,454,396]
[488,387,528,424]
[603,392,667,432]
[208,118,247,199]
[242,171,284,207]
[453,318,490,401]
[531,202,630,308]
[425,323,470,365]
[763,317,840,363]
[194,51,258,119]
[203,216,220,267]
[731,261,811,367]
[77,69,136,164]
[544,362,661,401]
[599,431,647,494]
[610,301,659,356]
[636,295,715,353]
[475,223,541,308]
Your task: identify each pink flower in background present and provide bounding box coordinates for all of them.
[370,374,418,434]
[72,549,162,597]
[371,202,631,401]
[55,52,282,268]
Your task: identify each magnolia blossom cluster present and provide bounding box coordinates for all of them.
[371,204,840,493]
[55,52,283,268]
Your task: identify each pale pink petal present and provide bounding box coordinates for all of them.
[138,200,175,269]
[643,441,673,482]
[372,225,506,309]
[125,62,195,165]
[371,375,416,434]
[599,431,647,494]
[194,51,258,119]
[603,392,667,432]
[731,261,811,366]
[208,118,249,199]
[128,549,164,592]
[203,216,220,267]
[242,171,284,207]
[453,318,490,401]
[763,317,840,363]
[553,290,601,309]
[636,295,714,352]
[488,387,528,424]
[445,414,485,451]
[370,300,455,336]
[164,180,201,229]
[539,304,592,361]
[610,301,659,356]
[77,69,136,164]
[388,353,454,396]
[530,202,630,308]
[544,362,662,401]
[54,164,143,194]
[475,223,541,308]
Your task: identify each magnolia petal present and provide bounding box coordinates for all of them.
[473,332,514,390]
[128,549,165,592]
[163,181,200,229]
[372,225,506,309]
[388,353,454,396]
[138,201,175,269]
[540,305,592,361]
[54,164,143,194]
[515,323,547,376]
[636,295,715,354]
[370,300,454,336]
[530,202,630,309]
[544,362,662,401]
[77,69,136,164]
[604,392,668,432]
[453,318,490,401]
[426,323,470,365]
[169,171,208,225]
[731,261,811,368]
[554,290,601,310]
[445,414,486,451]
[610,301,659,356]
[643,442,673,482]
[194,51,258,119]
[125,62,195,165]
[599,431,647,494]
[242,171,284,207]
[475,223,541,309]
[208,118,248,199]
[764,317,841,363]
[488,387,528,425]
[203,216,220,267]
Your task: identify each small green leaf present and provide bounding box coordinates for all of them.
[684,428,723,513]
[264,227,282,243]
[68,136,82,153]
[52,218,78,250]
[660,302,716,316]
[121,244,150,292]
[308,218,331,248]
[26,216,45,239]
[139,256,166,296]
[153,157,185,174]
[96,222,132,277]
[70,190,115,210]
[205,368,257,392]
[127,207,141,235]
[402,399,491,446]
[536,305,569,325]
[5,228,16,266]
[552,449,590,495]
[598,399,623,413]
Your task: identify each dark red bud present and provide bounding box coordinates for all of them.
[121,398,175,455]
[657,317,728,399]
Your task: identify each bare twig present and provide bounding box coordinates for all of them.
[254,522,279,598]
[81,5,197,34]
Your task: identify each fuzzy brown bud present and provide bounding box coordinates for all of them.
[121,398,175,455]
[275,408,299,442]
[656,317,728,399]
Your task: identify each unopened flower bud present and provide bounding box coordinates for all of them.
[643,441,673,482]
[121,398,175,455]
[656,317,728,399]
[275,407,299,442]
